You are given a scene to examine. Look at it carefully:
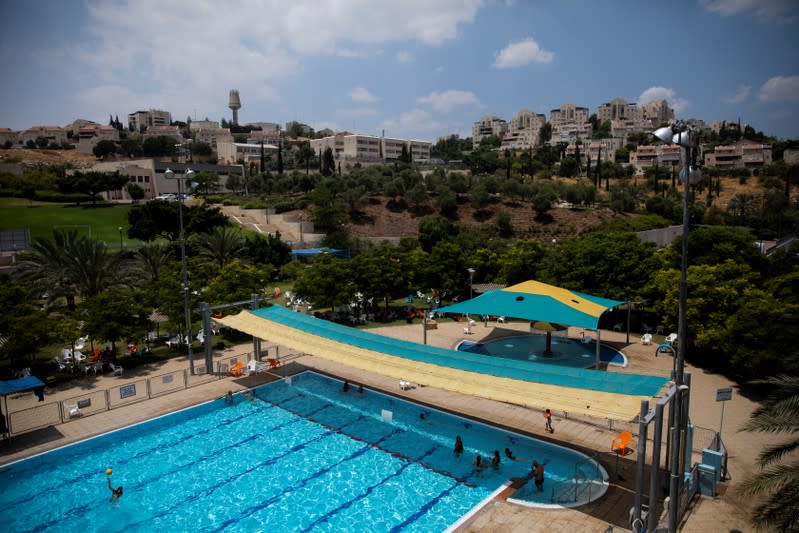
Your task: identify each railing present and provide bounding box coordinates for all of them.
[4,350,303,436]
[549,453,606,504]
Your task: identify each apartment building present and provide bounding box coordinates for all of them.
[189,119,219,131]
[472,115,507,148]
[19,126,68,146]
[247,129,282,146]
[597,98,642,123]
[550,103,589,129]
[128,109,171,132]
[629,144,681,170]
[640,99,674,127]
[551,122,593,144]
[585,138,623,164]
[0,128,19,146]
[217,141,278,165]
[703,141,772,169]
[500,109,546,150]
[141,125,183,142]
[195,127,233,146]
[310,133,431,163]
[611,118,654,140]
[76,123,121,155]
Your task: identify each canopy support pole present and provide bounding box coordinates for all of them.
[595,329,601,368]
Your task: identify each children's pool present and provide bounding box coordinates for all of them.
[458,333,627,369]
[0,371,607,532]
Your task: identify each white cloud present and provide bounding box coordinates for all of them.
[396,50,412,64]
[74,0,481,122]
[638,86,690,115]
[350,87,380,103]
[381,108,445,137]
[492,37,553,69]
[723,85,751,104]
[700,0,798,23]
[759,75,799,102]
[417,90,479,113]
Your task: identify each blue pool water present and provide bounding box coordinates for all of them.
[0,372,607,532]
[458,334,627,369]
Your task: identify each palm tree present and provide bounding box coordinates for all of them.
[135,243,174,283]
[16,230,82,310]
[15,230,124,310]
[740,374,799,532]
[194,226,244,269]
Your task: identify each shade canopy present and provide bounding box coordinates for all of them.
[436,280,623,330]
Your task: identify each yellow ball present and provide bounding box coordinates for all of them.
[106,468,113,476]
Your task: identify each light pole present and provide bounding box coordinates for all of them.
[117,226,123,253]
[467,268,475,300]
[652,122,701,533]
[165,168,196,374]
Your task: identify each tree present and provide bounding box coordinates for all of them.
[293,253,353,312]
[277,139,284,176]
[134,243,173,284]
[203,260,274,305]
[124,182,144,202]
[82,287,150,354]
[0,275,53,366]
[418,214,457,252]
[191,141,212,157]
[740,374,799,533]
[57,171,128,205]
[193,171,220,196]
[321,147,335,176]
[350,243,407,318]
[241,232,292,270]
[93,140,117,158]
[127,202,228,242]
[142,136,178,157]
[120,137,143,157]
[194,226,245,269]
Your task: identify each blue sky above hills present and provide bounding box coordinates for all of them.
[1,0,798,140]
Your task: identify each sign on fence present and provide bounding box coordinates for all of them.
[119,384,137,399]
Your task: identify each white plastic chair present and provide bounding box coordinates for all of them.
[64,402,82,418]
[109,362,123,376]
[463,326,472,335]
[497,316,505,324]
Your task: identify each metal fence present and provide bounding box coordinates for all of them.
[5,350,301,437]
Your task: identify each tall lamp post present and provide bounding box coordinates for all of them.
[467,268,475,299]
[652,123,700,533]
[117,226,123,253]
[165,168,196,374]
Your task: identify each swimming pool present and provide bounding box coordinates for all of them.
[458,334,627,369]
[0,372,607,532]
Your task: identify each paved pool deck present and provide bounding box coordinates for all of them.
[1,320,776,532]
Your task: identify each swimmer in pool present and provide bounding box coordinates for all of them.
[108,478,123,502]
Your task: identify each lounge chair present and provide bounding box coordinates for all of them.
[665,333,678,343]
[612,431,633,455]
[109,362,123,376]
[267,358,281,369]
[612,322,624,332]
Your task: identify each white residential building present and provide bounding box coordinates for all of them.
[217,141,278,165]
[195,128,233,146]
[310,133,431,163]
[472,115,507,148]
[128,109,171,132]
[500,109,546,151]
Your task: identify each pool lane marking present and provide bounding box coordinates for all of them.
[208,427,406,532]
[299,444,442,532]
[119,415,375,532]
[2,398,297,508]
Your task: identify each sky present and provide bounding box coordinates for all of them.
[1,0,799,142]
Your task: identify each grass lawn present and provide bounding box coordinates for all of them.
[0,198,142,250]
